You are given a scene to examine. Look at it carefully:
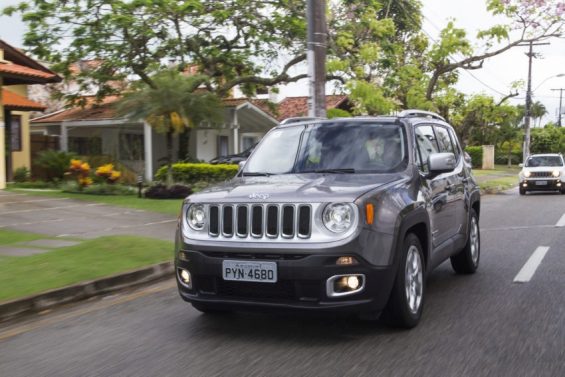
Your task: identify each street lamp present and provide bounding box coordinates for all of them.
[533,73,565,92]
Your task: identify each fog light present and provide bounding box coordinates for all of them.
[336,256,358,265]
[326,274,365,297]
[557,182,562,187]
[346,276,360,289]
[178,268,192,288]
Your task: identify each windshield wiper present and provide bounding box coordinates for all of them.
[301,168,356,174]
[242,171,274,176]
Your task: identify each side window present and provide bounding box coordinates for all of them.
[434,126,455,155]
[447,127,462,160]
[414,125,439,173]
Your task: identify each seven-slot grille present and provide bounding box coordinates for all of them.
[529,171,553,178]
[208,204,312,239]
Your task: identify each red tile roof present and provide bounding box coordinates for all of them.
[274,95,348,121]
[33,96,278,123]
[2,88,47,111]
[0,62,59,81]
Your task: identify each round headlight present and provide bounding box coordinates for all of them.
[552,170,560,177]
[523,170,531,178]
[187,204,206,230]
[323,203,355,233]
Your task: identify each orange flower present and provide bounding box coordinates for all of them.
[70,159,82,170]
[109,171,121,182]
[78,177,93,187]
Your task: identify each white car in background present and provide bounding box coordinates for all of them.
[519,153,565,195]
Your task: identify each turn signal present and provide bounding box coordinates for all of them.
[365,203,374,225]
[336,256,358,265]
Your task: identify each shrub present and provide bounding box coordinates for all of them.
[465,146,483,168]
[13,167,30,183]
[8,181,59,189]
[144,184,192,199]
[35,150,76,181]
[95,163,121,184]
[62,183,136,195]
[68,159,92,189]
[154,163,238,185]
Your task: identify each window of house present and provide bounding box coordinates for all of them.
[218,135,229,156]
[10,115,22,152]
[68,137,102,155]
[119,133,144,160]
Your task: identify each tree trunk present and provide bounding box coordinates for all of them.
[507,144,512,168]
[166,128,174,187]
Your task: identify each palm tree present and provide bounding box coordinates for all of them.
[116,70,222,186]
[531,101,547,127]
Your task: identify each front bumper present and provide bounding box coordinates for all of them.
[175,249,397,314]
[520,179,563,191]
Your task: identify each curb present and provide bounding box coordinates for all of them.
[0,261,174,323]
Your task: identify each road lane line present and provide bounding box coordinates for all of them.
[0,280,176,342]
[556,214,565,227]
[513,246,550,283]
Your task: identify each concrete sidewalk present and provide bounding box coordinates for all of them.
[0,191,177,241]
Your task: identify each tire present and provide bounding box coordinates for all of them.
[382,233,425,328]
[519,186,526,195]
[561,185,565,195]
[450,208,480,274]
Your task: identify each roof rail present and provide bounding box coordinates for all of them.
[280,116,326,125]
[398,109,445,122]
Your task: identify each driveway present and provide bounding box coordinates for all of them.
[0,191,177,241]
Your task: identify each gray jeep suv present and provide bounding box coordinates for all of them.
[175,110,481,328]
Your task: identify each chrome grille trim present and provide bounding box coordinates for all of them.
[209,203,313,241]
[530,171,552,178]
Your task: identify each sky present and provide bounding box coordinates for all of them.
[1,0,564,123]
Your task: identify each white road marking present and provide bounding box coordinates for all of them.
[513,246,550,283]
[556,214,565,227]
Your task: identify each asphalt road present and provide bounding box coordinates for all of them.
[1,188,564,377]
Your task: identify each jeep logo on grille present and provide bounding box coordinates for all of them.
[249,193,270,200]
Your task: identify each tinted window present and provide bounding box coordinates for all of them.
[244,127,304,174]
[296,122,407,173]
[525,156,564,167]
[415,125,439,173]
[435,126,455,154]
[447,128,461,159]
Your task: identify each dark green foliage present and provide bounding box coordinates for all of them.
[62,183,136,196]
[34,150,75,181]
[465,146,483,168]
[326,108,352,119]
[144,184,192,199]
[13,167,30,183]
[155,163,238,185]
[530,127,565,154]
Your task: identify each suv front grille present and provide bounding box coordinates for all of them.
[530,171,553,178]
[209,204,312,240]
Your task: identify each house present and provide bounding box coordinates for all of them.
[31,94,352,181]
[32,96,279,180]
[0,40,61,189]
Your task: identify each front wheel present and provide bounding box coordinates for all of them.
[519,186,526,195]
[451,208,480,274]
[382,233,425,328]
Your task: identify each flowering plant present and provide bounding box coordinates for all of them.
[95,163,121,184]
[68,159,92,189]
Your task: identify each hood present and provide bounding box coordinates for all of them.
[188,173,406,203]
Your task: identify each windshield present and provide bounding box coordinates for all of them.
[525,156,563,167]
[243,122,407,175]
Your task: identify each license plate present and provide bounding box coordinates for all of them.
[222,260,277,283]
[535,181,548,186]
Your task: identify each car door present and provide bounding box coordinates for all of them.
[433,125,466,239]
[414,125,452,247]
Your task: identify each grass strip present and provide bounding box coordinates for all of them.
[0,229,44,246]
[6,188,183,216]
[0,235,173,302]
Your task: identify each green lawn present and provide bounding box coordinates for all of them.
[6,188,183,216]
[0,229,44,246]
[0,235,174,302]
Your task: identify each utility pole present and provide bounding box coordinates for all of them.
[307,0,327,118]
[519,41,550,162]
[551,88,564,127]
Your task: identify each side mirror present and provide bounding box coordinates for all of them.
[238,160,247,171]
[428,153,456,175]
[463,151,472,167]
[518,163,524,168]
